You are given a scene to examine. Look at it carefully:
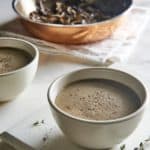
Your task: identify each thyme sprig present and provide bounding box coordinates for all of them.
[120,137,150,150]
[32,120,45,126]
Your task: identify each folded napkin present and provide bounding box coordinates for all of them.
[0,7,149,65]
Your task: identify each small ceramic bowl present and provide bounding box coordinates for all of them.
[47,68,148,149]
[0,37,39,102]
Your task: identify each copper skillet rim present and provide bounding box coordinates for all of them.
[12,0,133,28]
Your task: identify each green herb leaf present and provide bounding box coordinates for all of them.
[33,121,40,126]
[139,142,144,150]
[120,144,126,150]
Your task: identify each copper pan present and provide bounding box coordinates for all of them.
[12,0,132,44]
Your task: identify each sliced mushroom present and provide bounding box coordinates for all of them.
[29,0,111,25]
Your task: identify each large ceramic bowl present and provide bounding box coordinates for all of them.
[0,37,39,101]
[12,0,132,44]
[47,68,148,149]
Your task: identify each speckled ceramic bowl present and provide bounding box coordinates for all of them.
[0,37,39,101]
[47,67,148,149]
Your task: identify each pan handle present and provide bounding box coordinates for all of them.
[12,0,17,13]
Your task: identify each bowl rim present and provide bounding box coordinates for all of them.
[12,0,133,28]
[0,37,39,77]
[47,67,148,124]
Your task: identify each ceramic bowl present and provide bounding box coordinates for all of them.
[47,67,148,149]
[0,37,39,101]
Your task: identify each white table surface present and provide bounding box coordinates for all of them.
[0,0,150,150]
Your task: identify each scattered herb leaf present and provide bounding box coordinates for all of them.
[139,142,144,150]
[120,144,126,150]
[33,121,40,126]
[33,120,45,126]
[41,120,45,124]
[43,137,47,142]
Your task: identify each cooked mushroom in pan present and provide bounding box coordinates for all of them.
[29,0,111,25]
